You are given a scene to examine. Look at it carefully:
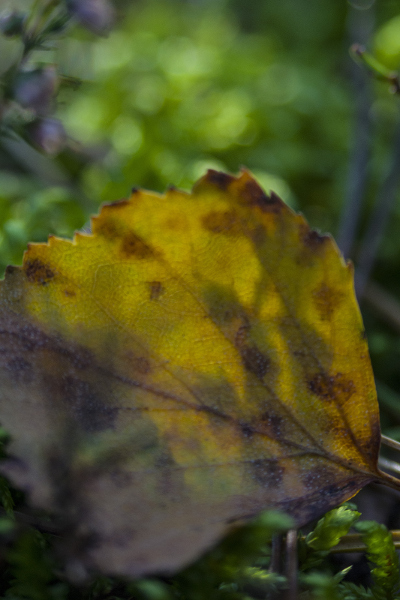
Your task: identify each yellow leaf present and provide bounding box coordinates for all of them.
[0,170,395,578]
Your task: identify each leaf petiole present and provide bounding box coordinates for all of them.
[299,531,400,553]
[381,434,400,453]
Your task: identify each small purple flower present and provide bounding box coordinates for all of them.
[67,0,114,35]
[14,67,57,116]
[28,118,67,155]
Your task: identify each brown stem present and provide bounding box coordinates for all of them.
[381,434,400,453]
[284,529,298,600]
[376,468,400,491]
[300,531,400,553]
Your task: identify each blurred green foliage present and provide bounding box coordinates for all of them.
[3,0,400,597]
[0,0,373,269]
[0,497,397,600]
[1,0,400,273]
[57,0,351,214]
[0,0,400,269]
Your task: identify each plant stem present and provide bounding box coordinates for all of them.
[376,467,400,491]
[299,531,400,553]
[355,114,400,298]
[381,434,400,452]
[285,529,298,600]
[337,5,374,257]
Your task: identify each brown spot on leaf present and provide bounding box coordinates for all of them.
[251,459,284,487]
[259,413,284,438]
[149,281,164,300]
[302,226,329,249]
[240,345,269,380]
[308,372,355,403]
[321,415,346,436]
[121,233,154,259]
[201,210,241,235]
[234,322,250,347]
[5,265,19,276]
[204,170,235,190]
[249,224,267,247]
[240,182,283,214]
[239,421,254,438]
[94,218,120,239]
[61,376,118,432]
[359,419,380,463]
[235,323,269,379]
[202,283,244,325]
[6,357,33,383]
[64,289,76,297]
[131,356,152,375]
[25,259,55,285]
[313,283,343,321]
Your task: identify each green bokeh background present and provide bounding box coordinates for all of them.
[2,0,400,438]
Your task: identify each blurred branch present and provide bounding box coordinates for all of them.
[378,457,400,476]
[337,5,374,258]
[299,530,400,554]
[363,280,400,334]
[343,40,400,297]
[1,134,96,211]
[355,117,400,298]
[376,380,400,421]
[381,434,400,452]
[284,530,298,600]
[1,133,70,185]
[337,75,372,258]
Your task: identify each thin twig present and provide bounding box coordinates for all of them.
[337,79,372,257]
[337,5,374,257]
[378,456,400,476]
[284,529,298,600]
[269,534,283,575]
[299,531,400,553]
[268,534,284,600]
[381,434,400,453]
[363,280,400,335]
[355,115,400,298]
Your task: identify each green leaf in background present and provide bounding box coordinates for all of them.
[307,505,361,553]
[299,504,361,574]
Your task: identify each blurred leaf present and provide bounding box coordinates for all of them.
[0,170,395,579]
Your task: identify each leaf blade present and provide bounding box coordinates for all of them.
[0,170,384,577]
